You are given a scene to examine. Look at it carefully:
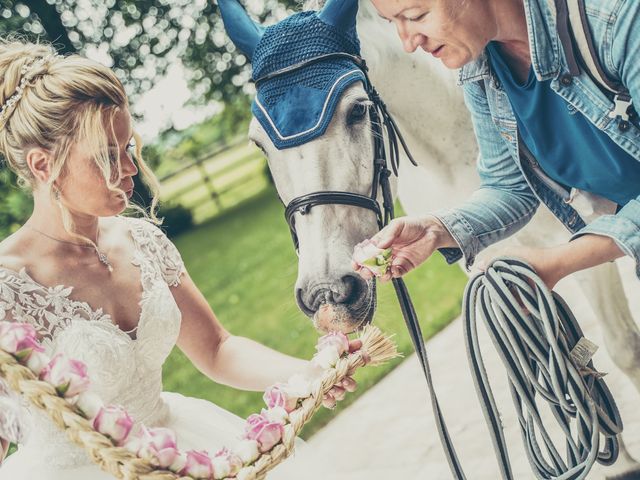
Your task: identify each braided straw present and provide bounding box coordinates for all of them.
[0,325,398,479]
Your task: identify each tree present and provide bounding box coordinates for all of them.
[0,0,300,104]
[0,0,301,236]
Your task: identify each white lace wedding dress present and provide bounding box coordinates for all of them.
[0,217,322,479]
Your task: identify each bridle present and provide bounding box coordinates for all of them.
[254,52,470,479]
[254,52,416,251]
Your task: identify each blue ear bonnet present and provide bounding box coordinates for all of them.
[250,12,366,149]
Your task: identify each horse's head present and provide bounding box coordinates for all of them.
[221,0,399,333]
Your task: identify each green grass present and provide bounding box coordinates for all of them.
[162,187,468,438]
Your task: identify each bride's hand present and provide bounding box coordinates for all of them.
[1,437,9,464]
[322,339,362,409]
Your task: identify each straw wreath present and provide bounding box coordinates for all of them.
[0,325,398,480]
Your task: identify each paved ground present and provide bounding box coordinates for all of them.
[309,257,640,480]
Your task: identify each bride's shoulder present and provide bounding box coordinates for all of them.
[0,228,36,274]
[117,216,185,287]
[118,215,166,240]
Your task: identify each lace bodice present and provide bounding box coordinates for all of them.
[0,217,185,468]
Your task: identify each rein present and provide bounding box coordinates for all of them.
[262,53,622,480]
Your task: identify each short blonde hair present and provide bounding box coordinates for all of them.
[0,37,160,243]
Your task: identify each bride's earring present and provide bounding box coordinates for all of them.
[53,187,61,201]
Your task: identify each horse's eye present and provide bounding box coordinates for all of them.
[347,102,369,125]
[252,140,267,155]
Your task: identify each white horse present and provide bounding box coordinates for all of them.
[221,0,640,476]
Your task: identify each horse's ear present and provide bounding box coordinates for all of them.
[318,0,359,31]
[218,0,265,61]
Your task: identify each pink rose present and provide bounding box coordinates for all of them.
[263,384,298,413]
[40,353,90,398]
[0,321,44,361]
[133,426,179,468]
[181,450,213,479]
[244,413,284,453]
[317,331,350,356]
[93,405,133,445]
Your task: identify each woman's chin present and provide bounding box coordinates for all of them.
[439,51,473,70]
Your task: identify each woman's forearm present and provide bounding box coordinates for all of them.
[205,335,309,392]
[559,234,625,276]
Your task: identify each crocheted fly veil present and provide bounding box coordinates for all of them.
[219,0,365,149]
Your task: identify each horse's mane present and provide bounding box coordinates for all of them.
[302,0,323,10]
[303,0,377,19]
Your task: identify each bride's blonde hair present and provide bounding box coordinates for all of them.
[0,37,160,244]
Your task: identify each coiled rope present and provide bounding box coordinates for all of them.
[463,258,623,479]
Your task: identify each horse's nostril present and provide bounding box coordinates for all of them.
[295,287,316,317]
[297,274,368,317]
[331,274,362,304]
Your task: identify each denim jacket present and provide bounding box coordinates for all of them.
[435,0,640,278]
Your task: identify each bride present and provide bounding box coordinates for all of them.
[0,38,355,479]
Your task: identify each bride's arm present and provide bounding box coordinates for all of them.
[172,271,309,391]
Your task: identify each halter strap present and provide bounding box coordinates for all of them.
[285,192,383,250]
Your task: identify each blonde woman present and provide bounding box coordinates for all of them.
[0,38,355,479]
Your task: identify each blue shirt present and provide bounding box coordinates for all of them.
[486,41,640,207]
[435,0,640,280]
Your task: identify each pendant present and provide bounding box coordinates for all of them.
[97,251,114,273]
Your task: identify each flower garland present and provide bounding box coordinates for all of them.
[0,321,398,479]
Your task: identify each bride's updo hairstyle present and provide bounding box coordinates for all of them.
[0,37,160,241]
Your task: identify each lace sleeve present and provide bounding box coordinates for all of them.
[154,227,186,287]
[128,218,186,287]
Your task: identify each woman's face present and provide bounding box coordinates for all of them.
[58,107,138,218]
[371,0,494,69]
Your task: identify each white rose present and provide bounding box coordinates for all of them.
[311,345,340,369]
[26,350,50,376]
[75,391,104,421]
[234,439,260,464]
[236,470,252,480]
[263,406,288,425]
[169,451,188,473]
[212,457,232,479]
[283,373,313,398]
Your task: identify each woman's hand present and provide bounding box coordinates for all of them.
[352,215,456,281]
[321,339,362,409]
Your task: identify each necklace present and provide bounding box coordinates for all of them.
[25,223,114,273]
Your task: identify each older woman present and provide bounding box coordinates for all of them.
[354,0,639,289]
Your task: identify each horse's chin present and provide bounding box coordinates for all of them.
[312,293,376,334]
